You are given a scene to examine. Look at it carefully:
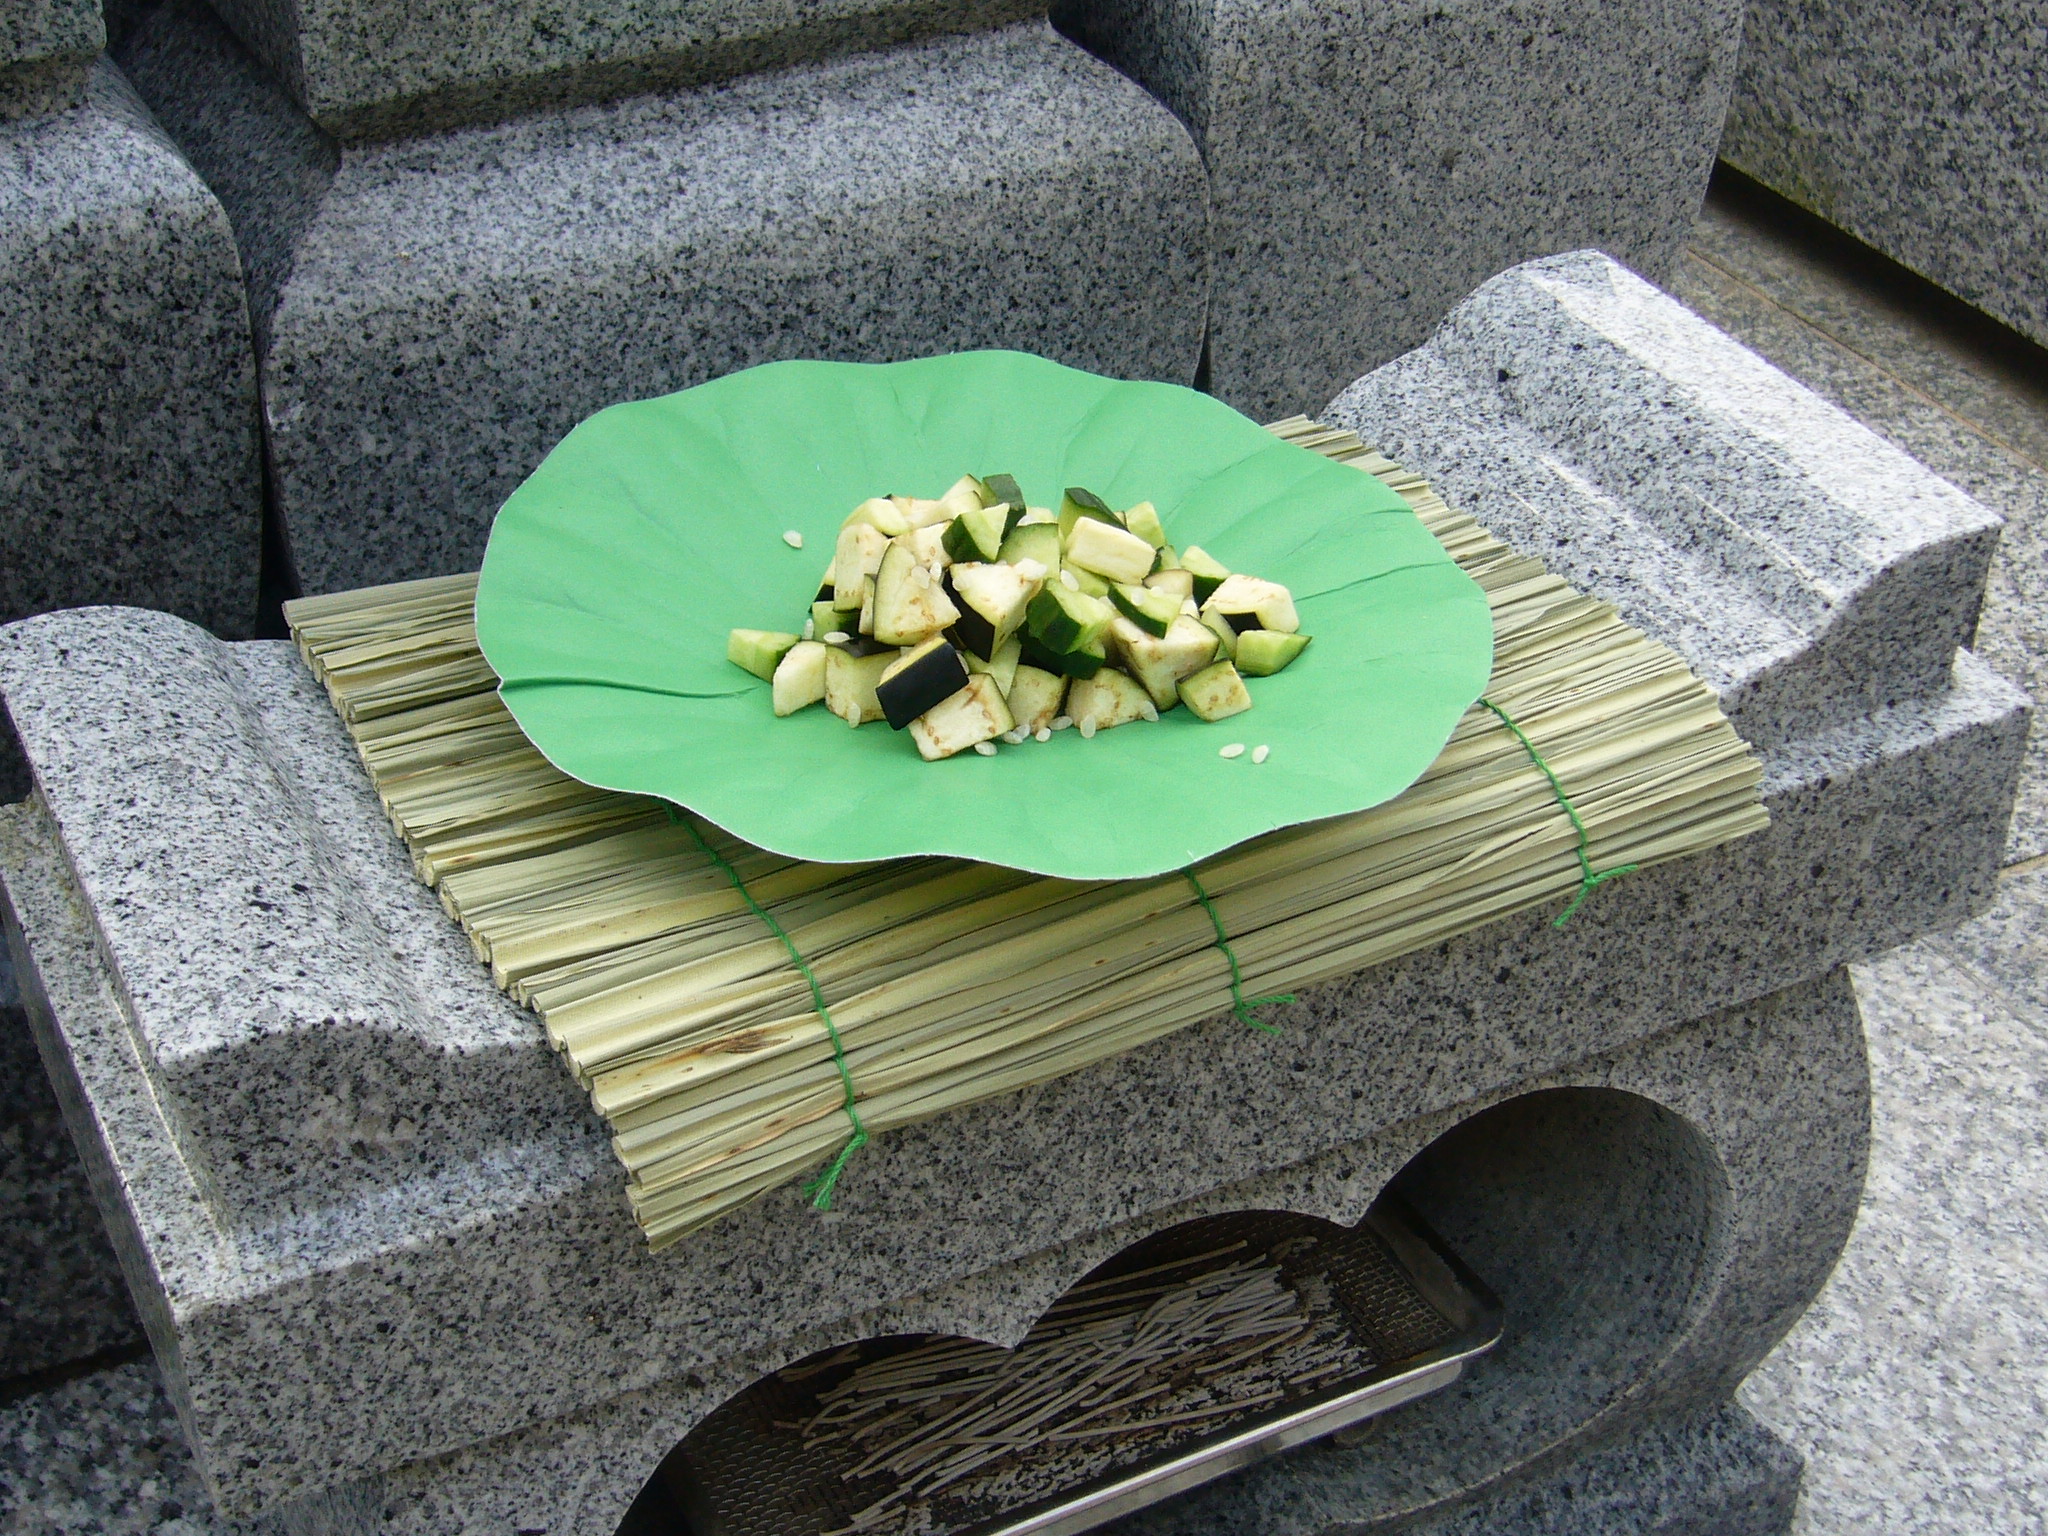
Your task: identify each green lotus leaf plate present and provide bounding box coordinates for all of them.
[474,350,1493,880]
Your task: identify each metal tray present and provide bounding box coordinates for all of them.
[641,1198,1500,1536]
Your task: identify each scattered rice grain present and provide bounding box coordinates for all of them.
[973,741,998,757]
[782,530,804,549]
[1051,716,1074,731]
[824,631,849,645]
[1138,701,1159,722]
[1252,744,1270,764]
[1034,727,1052,743]
[1219,743,1246,759]
[802,619,815,640]
[1078,719,1097,739]
[1059,569,1080,591]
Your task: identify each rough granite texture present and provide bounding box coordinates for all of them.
[0,0,102,119]
[1053,0,1742,419]
[1325,252,2004,750]
[120,3,1209,596]
[0,61,262,639]
[1723,0,2048,352]
[0,258,2026,1529]
[186,0,1044,138]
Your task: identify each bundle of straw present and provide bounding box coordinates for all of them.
[286,423,1767,1248]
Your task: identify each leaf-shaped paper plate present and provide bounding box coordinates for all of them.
[475,351,1493,880]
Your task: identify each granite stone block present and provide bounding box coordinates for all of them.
[186,0,1043,138]
[1053,0,1743,419]
[0,626,2020,1521]
[121,4,1208,596]
[1723,0,2048,352]
[0,62,262,639]
[1325,252,2006,748]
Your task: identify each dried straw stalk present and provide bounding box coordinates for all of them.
[285,423,1768,1248]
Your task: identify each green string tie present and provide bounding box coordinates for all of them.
[1480,698,1638,926]
[1182,867,1295,1033]
[668,806,867,1209]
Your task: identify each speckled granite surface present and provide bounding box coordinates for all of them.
[1738,868,2048,1534]
[0,0,101,119]
[0,62,261,639]
[121,3,1208,596]
[1670,185,2048,865]
[1055,0,1741,420]
[191,0,1043,137]
[1723,0,2048,352]
[1324,252,2003,750]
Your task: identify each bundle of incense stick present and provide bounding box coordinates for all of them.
[286,422,1769,1248]
[791,1239,1368,1535]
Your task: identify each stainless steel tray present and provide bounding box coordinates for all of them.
[638,1199,1500,1536]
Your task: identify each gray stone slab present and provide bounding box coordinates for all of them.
[1053,0,1742,420]
[1325,252,2005,750]
[193,0,1041,138]
[0,996,142,1382]
[121,3,1208,596]
[1739,930,2048,1535]
[1723,0,2048,353]
[0,62,262,640]
[0,0,102,120]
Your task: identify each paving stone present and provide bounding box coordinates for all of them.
[1723,0,2048,352]
[1740,928,2048,1536]
[1055,0,1743,420]
[121,2,1208,596]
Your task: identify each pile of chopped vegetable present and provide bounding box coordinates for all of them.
[727,475,1311,761]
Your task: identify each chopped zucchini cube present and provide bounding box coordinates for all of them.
[843,496,911,537]
[977,473,1024,512]
[1026,582,1114,654]
[727,628,799,681]
[771,640,829,715]
[964,635,1023,695]
[1178,659,1253,722]
[942,503,1008,564]
[1144,568,1195,603]
[1108,581,1181,637]
[1122,500,1168,549]
[910,673,1015,760]
[1178,545,1232,604]
[998,520,1061,573]
[1108,614,1219,708]
[1064,517,1157,585]
[1235,629,1312,677]
[1057,486,1124,540]
[1202,573,1299,634]
[1020,631,1107,679]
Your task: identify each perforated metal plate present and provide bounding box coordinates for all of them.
[639,1199,1500,1536]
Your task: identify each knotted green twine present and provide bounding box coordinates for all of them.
[668,806,868,1208]
[1479,698,1637,925]
[1182,867,1295,1033]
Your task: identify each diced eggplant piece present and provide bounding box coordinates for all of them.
[827,631,892,657]
[833,522,890,607]
[1122,500,1168,549]
[876,637,971,729]
[872,539,961,646]
[952,562,1041,643]
[1004,664,1067,732]
[942,503,1009,564]
[1202,573,1299,634]
[902,521,952,569]
[728,628,800,681]
[1057,486,1124,540]
[813,560,837,603]
[1064,517,1156,585]
[910,673,1014,760]
[844,496,911,536]
[1145,568,1195,603]
[1027,582,1115,654]
[810,599,840,637]
[825,644,897,725]
[772,640,829,715]
[1235,629,1312,676]
[857,574,877,636]
[998,519,1061,573]
[965,635,1023,695]
[1108,582,1181,638]
[1179,659,1253,722]
[1068,667,1152,732]
[1178,546,1232,604]
[1021,631,1107,679]
[1108,613,1218,708]
[1154,544,1178,572]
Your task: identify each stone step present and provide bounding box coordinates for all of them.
[122,3,1209,597]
